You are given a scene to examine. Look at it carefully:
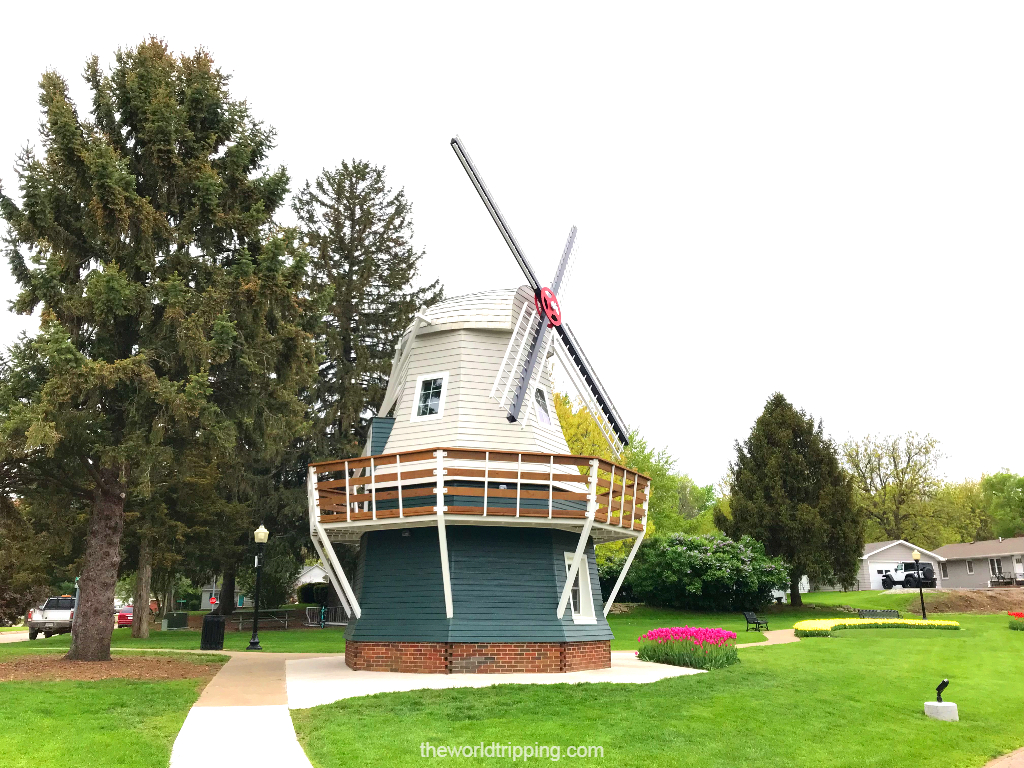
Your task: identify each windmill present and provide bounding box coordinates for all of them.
[450,137,630,459]
[305,138,650,675]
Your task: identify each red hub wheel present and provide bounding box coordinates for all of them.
[534,287,562,327]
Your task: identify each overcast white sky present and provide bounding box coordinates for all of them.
[1,2,1020,485]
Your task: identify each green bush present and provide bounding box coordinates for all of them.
[1009,618,1024,631]
[626,534,790,611]
[298,582,331,605]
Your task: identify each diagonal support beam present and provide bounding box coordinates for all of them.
[308,467,361,618]
[602,529,645,617]
[557,513,595,618]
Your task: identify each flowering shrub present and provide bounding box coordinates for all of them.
[636,626,739,670]
[793,618,961,637]
[1008,612,1024,631]
[626,535,790,611]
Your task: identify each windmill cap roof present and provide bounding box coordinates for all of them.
[417,286,533,333]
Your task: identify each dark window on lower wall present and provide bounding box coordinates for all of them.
[940,562,948,579]
[966,560,974,574]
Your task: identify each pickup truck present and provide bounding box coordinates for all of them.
[26,596,76,640]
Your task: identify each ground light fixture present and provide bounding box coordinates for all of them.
[936,679,949,702]
[912,550,927,619]
[247,525,270,651]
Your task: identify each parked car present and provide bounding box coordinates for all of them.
[26,596,75,639]
[881,561,937,589]
[116,606,133,628]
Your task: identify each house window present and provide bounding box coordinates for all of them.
[562,552,596,623]
[410,372,449,421]
[940,562,948,579]
[966,560,974,575]
[990,558,1003,576]
[534,388,551,426]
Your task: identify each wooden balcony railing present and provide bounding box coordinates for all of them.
[309,448,649,533]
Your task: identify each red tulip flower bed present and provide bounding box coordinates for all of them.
[1008,612,1024,631]
[636,626,739,670]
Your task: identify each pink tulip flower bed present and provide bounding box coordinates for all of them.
[636,626,739,670]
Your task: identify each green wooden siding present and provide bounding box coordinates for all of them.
[346,525,613,643]
[368,417,395,456]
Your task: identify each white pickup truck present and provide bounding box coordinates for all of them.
[26,596,76,640]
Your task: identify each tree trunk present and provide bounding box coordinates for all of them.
[789,575,803,607]
[216,568,237,616]
[131,535,152,639]
[67,477,125,661]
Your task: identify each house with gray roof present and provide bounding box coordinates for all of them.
[932,537,1024,587]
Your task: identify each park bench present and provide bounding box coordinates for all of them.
[743,611,769,632]
[857,609,901,619]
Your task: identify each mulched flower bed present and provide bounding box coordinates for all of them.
[0,653,224,682]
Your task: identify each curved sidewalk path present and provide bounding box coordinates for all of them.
[737,628,800,648]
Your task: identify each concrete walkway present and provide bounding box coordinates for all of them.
[0,630,30,644]
[986,747,1024,768]
[736,628,800,648]
[170,653,333,768]
[286,651,705,709]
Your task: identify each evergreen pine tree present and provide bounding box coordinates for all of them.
[716,393,862,605]
[294,161,443,460]
[0,39,312,658]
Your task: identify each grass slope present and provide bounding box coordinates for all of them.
[292,613,1023,768]
[0,651,223,768]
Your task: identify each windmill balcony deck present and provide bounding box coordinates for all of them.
[309,449,649,544]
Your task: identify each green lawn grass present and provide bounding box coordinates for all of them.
[802,589,935,612]
[0,651,226,768]
[0,626,27,632]
[20,626,348,653]
[292,613,1023,768]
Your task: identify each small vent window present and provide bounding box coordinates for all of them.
[417,378,444,416]
[411,372,448,421]
[535,389,551,426]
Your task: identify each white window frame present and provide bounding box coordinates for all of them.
[410,371,449,422]
[990,558,1002,576]
[939,562,948,579]
[966,559,974,575]
[562,552,596,624]
[533,387,556,429]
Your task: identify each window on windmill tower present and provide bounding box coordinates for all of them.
[562,552,596,623]
[411,372,448,421]
[534,388,551,425]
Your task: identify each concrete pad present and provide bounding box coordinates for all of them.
[170,705,312,768]
[286,651,704,709]
[924,701,959,721]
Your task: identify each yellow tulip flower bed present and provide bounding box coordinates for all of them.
[793,618,961,637]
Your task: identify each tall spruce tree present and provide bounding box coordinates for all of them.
[716,393,862,605]
[293,162,442,460]
[0,39,311,659]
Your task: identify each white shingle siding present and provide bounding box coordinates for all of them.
[383,323,571,456]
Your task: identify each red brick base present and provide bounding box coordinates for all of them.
[344,640,610,674]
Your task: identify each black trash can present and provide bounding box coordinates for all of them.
[200,613,225,651]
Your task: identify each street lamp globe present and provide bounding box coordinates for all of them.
[912,550,921,562]
[254,525,270,544]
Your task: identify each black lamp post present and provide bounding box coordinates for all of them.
[913,549,927,620]
[247,525,269,651]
